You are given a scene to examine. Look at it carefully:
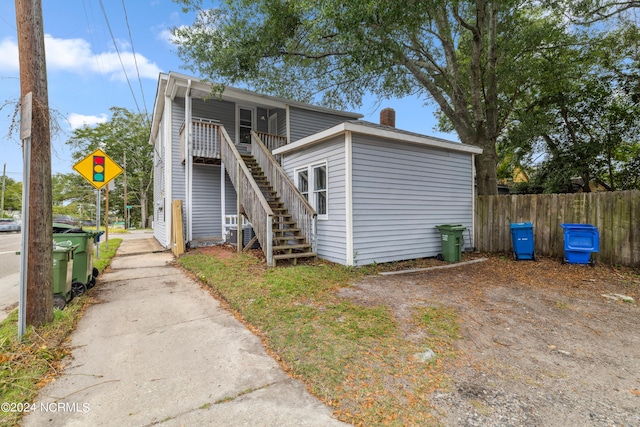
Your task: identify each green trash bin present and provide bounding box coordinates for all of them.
[52,245,74,310]
[436,224,467,262]
[53,223,100,294]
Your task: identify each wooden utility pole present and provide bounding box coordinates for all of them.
[1,163,6,215]
[15,0,53,326]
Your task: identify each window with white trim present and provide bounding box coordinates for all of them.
[295,162,327,218]
[239,107,253,144]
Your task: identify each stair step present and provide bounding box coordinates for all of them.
[273,243,312,251]
[273,236,306,242]
[273,228,300,234]
[273,251,317,261]
[273,220,296,226]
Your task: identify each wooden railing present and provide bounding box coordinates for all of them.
[251,131,317,253]
[181,118,222,161]
[220,127,274,266]
[256,132,287,164]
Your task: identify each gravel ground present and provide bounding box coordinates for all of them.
[340,254,640,426]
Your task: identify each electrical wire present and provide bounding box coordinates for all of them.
[121,0,150,127]
[98,0,143,118]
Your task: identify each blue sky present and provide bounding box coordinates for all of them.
[0,0,456,182]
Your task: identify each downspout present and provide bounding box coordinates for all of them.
[221,163,226,242]
[471,154,477,252]
[185,79,193,243]
[345,131,354,266]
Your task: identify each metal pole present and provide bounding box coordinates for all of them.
[96,189,101,258]
[105,184,109,250]
[18,137,30,341]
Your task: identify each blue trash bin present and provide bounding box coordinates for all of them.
[510,222,536,261]
[560,224,599,266]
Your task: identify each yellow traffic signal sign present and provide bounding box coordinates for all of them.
[73,148,123,190]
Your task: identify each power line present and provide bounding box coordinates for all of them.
[98,0,143,118]
[121,0,150,125]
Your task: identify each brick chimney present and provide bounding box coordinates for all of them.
[380,108,396,128]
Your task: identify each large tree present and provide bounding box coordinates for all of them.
[498,17,640,193]
[173,0,571,195]
[66,107,153,228]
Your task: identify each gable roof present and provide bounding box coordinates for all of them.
[273,120,483,156]
[149,72,362,144]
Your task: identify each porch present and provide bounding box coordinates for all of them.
[180,117,287,164]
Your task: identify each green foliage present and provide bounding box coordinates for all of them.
[173,0,582,195]
[1,177,21,212]
[65,107,153,226]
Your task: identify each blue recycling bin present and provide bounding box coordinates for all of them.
[510,222,536,261]
[560,224,599,266]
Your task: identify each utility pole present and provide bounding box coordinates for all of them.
[15,0,53,327]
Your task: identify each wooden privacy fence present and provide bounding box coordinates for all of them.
[475,190,640,267]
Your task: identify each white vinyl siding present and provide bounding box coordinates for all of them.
[351,135,475,265]
[283,137,346,264]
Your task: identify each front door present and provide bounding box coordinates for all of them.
[238,107,253,153]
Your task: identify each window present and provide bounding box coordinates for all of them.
[239,107,253,144]
[296,162,327,218]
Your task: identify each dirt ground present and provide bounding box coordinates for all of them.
[339,254,640,426]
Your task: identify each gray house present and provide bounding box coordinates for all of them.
[149,72,482,266]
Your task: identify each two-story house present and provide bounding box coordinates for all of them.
[149,72,482,266]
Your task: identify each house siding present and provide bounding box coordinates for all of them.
[152,114,167,246]
[289,107,352,142]
[192,164,222,238]
[171,99,186,231]
[282,136,347,264]
[351,135,474,265]
[192,97,236,142]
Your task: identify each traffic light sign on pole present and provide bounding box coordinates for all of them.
[73,149,123,190]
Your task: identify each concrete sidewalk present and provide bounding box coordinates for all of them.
[24,237,348,426]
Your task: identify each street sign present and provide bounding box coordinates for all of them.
[73,148,123,190]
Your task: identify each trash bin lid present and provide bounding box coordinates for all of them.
[437,224,466,231]
[53,222,84,233]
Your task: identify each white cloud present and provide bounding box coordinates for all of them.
[157,28,175,46]
[67,113,108,130]
[0,35,160,81]
[0,38,20,72]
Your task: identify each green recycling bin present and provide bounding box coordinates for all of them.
[53,223,100,294]
[436,224,467,262]
[52,245,74,310]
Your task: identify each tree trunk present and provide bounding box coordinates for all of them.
[475,143,499,196]
[15,0,53,326]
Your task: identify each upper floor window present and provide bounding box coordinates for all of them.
[239,107,253,144]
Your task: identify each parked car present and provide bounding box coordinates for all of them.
[0,218,21,233]
[53,215,78,226]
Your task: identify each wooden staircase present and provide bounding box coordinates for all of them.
[240,154,316,265]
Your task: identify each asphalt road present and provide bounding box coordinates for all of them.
[0,229,155,322]
[0,231,21,322]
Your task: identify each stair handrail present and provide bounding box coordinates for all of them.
[220,126,274,266]
[250,131,317,253]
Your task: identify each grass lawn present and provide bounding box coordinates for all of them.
[0,239,121,427]
[179,250,462,426]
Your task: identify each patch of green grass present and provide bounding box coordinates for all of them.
[178,250,463,426]
[555,300,569,309]
[0,239,121,426]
